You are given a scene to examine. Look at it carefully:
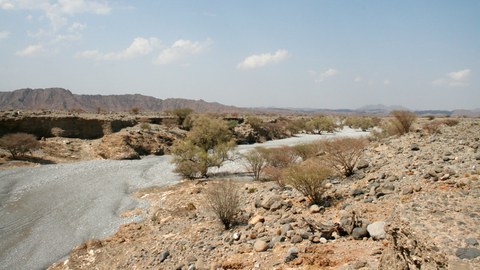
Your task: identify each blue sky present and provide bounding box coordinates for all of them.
[0,0,479,110]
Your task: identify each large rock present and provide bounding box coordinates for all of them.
[367,221,386,240]
[261,194,282,210]
[352,227,369,240]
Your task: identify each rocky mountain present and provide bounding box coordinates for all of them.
[0,88,245,113]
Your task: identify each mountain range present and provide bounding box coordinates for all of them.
[0,88,478,116]
[0,88,244,113]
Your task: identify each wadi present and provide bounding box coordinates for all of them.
[0,89,479,270]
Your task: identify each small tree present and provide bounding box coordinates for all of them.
[321,137,367,177]
[171,108,193,128]
[242,147,268,181]
[284,160,333,205]
[204,180,240,229]
[306,115,337,134]
[390,110,417,135]
[0,133,40,159]
[130,107,140,114]
[172,115,235,178]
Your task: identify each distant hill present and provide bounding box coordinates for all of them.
[0,88,245,113]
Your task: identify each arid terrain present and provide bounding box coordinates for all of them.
[1,108,480,270]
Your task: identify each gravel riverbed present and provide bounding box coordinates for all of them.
[0,128,367,270]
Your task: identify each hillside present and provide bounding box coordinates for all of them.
[0,88,245,113]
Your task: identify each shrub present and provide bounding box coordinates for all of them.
[260,146,298,168]
[172,115,235,179]
[140,123,151,130]
[283,160,333,205]
[321,137,367,177]
[242,147,268,181]
[204,180,240,229]
[130,107,140,114]
[169,108,193,128]
[441,118,459,127]
[390,110,417,135]
[423,121,442,134]
[0,133,40,159]
[344,116,375,131]
[292,142,322,161]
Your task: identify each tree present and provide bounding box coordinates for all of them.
[204,180,240,229]
[242,147,268,181]
[171,115,235,178]
[0,133,40,159]
[284,160,333,205]
[306,115,337,134]
[321,137,367,177]
[171,108,193,128]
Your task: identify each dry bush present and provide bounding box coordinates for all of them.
[260,146,298,168]
[139,122,151,130]
[292,142,322,161]
[130,107,140,114]
[441,118,459,127]
[242,147,268,181]
[263,166,285,188]
[390,110,417,135]
[283,160,333,205]
[321,137,367,177]
[204,180,240,229]
[51,127,65,137]
[423,121,443,134]
[0,133,40,159]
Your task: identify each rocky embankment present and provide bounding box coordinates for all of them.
[48,119,480,269]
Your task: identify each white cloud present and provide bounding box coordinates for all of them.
[68,22,86,32]
[0,30,9,39]
[1,0,110,32]
[384,79,391,85]
[155,38,213,65]
[354,76,362,82]
[309,68,338,83]
[432,68,471,87]
[16,44,43,56]
[77,37,161,60]
[448,69,471,81]
[237,49,288,70]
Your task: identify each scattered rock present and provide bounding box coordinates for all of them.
[456,248,480,260]
[253,240,269,252]
[357,159,369,170]
[367,221,386,240]
[309,204,321,213]
[291,235,303,244]
[159,250,170,262]
[284,247,299,263]
[261,195,282,210]
[249,215,265,225]
[411,144,420,151]
[352,227,369,240]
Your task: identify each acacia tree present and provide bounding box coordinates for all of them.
[306,115,337,134]
[172,115,235,178]
[0,133,40,159]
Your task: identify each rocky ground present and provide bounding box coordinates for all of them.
[45,118,480,269]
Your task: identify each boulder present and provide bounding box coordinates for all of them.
[352,227,369,240]
[367,221,386,240]
[261,194,282,210]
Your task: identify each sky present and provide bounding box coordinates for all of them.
[0,0,479,110]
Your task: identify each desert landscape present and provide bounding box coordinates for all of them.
[0,88,479,270]
[1,1,479,269]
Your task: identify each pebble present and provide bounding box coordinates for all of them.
[253,240,268,252]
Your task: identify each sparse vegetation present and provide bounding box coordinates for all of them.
[321,137,367,177]
[423,121,443,134]
[0,133,41,159]
[242,148,268,181]
[389,110,417,135]
[130,107,140,114]
[284,159,333,205]
[344,116,375,131]
[168,108,194,129]
[204,180,240,229]
[172,115,235,178]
